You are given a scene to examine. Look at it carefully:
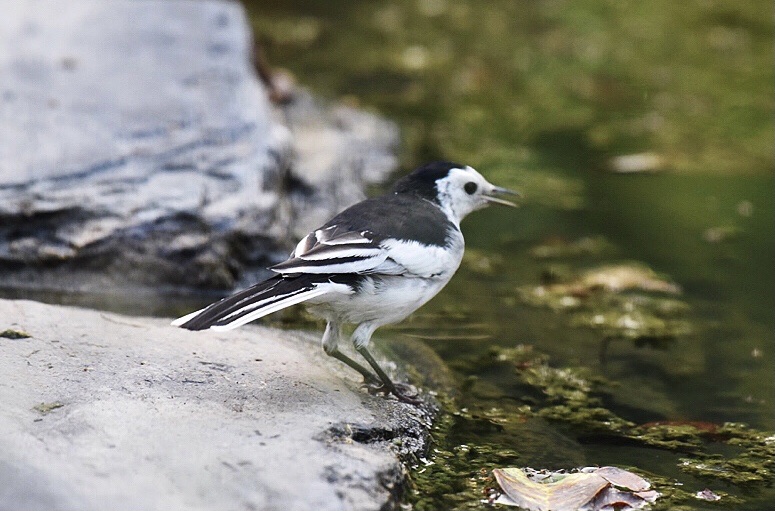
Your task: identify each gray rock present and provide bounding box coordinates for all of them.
[0,0,398,294]
[0,298,436,511]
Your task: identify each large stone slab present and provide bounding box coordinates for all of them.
[0,298,435,511]
[0,0,398,293]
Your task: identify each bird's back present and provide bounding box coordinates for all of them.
[321,194,457,248]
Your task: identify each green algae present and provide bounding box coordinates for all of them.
[496,346,775,487]
[517,262,692,348]
[406,396,512,511]
[570,295,692,343]
[405,345,773,509]
[676,423,775,486]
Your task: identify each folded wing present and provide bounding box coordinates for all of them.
[272,225,398,275]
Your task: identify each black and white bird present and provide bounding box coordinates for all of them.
[172,161,519,403]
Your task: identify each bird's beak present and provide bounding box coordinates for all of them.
[483,186,521,207]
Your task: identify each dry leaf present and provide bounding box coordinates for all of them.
[492,467,660,511]
[492,468,609,511]
[594,466,650,491]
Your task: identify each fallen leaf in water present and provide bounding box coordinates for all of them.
[578,264,681,294]
[594,466,651,491]
[492,467,660,510]
[695,488,721,501]
[588,487,656,510]
[493,468,609,511]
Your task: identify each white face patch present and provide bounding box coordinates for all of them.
[434,166,497,225]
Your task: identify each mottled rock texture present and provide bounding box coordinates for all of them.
[0,298,437,511]
[0,0,398,294]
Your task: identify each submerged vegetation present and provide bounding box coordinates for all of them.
[407,344,774,509]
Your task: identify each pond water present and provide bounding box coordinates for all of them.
[393,171,774,509]
[245,1,773,508]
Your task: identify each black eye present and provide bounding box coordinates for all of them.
[464,181,477,195]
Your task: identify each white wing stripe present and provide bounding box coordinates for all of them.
[298,247,381,261]
[171,306,207,326]
[380,237,462,278]
[219,290,296,322]
[318,231,371,245]
[272,257,387,275]
[209,288,329,331]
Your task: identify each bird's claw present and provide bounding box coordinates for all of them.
[364,381,421,405]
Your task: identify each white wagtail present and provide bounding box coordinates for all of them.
[172,161,519,403]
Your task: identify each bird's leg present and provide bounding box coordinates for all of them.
[321,321,381,386]
[352,323,421,405]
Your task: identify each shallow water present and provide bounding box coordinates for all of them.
[426,171,774,430]
[244,1,773,507]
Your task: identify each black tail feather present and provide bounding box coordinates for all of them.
[177,274,309,330]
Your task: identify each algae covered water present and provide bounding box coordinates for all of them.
[392,171,774,509]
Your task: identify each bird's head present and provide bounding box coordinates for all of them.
[392,161,520,225]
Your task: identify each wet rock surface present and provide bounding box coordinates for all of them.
[0,298,437,511]
[0,0,398,295]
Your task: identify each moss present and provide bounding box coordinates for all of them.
[406,399,501,510]
[399,341,774,509]
[676,424,775,485]
[517,263,692,346]
[33,402,64,414]
[0,329,32,339]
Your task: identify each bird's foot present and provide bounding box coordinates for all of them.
[391,386,423,405]
[366,381,422,405]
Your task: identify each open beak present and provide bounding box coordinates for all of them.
[483,186,521,207]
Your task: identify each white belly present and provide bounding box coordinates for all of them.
[306,273,453,327]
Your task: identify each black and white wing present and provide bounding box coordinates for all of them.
[272,195,463,278]
[270,223,458,278]
[172,226,399,332]
[270,225,404,275]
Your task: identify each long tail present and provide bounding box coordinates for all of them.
[171,274,338,331]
